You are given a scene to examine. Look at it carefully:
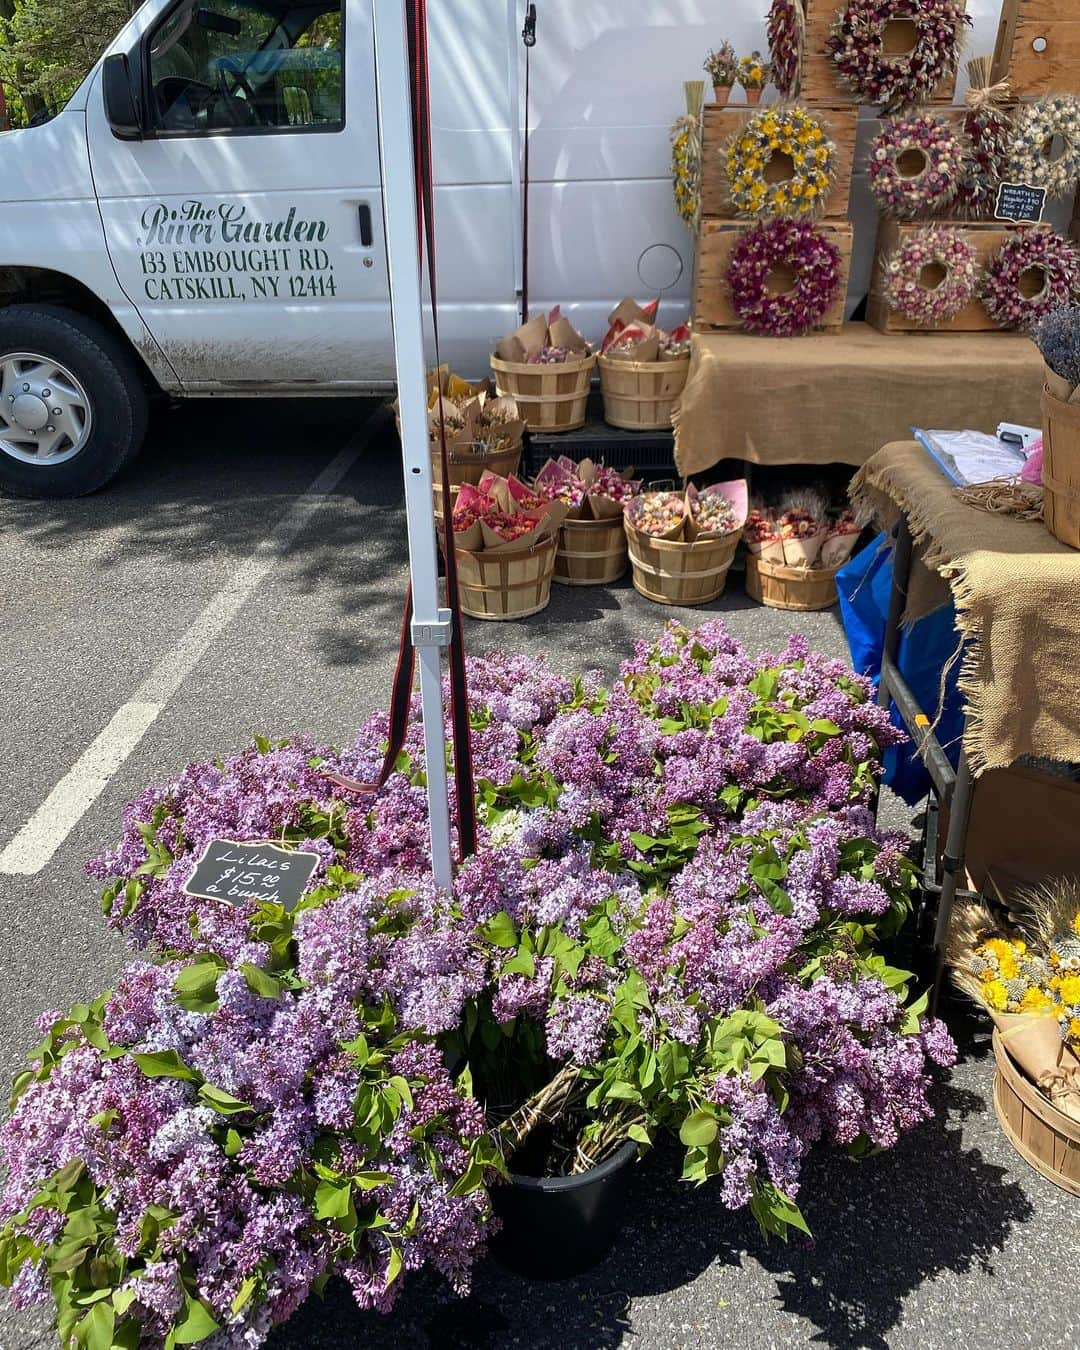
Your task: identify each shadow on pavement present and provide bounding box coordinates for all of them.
[267,1057,1032,1350]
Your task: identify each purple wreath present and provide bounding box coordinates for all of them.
[727,219,843,337]
[826,0,969,114]
[979,231,1080,330]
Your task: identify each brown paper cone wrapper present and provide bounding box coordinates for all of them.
[452,519,483,552]
[608,297,658,328]
[820,530,861,569]
[495,312,548,362]
[539,500,571,536]
[547,313,589,353]
[760,536,786,564]
[1044,364,1080,406]
[607,332,662,363]
[782,527,828,568]
[992,1012,1080,1122]
[477,471,512,514]
[586,492,626,522]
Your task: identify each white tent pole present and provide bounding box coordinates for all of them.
[372,0,454,890]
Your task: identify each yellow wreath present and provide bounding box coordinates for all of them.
[725,105,836,219]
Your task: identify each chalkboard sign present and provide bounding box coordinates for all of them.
[183,839,320,912]
[994,182,1047,225]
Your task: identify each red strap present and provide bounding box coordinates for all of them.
[329,1,477,863]
[520,14,532,322]
[410,0,478,858]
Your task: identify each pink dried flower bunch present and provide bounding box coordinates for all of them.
[526,346,578,364]
[626,491,685,536]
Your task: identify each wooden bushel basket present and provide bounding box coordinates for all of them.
[455,538,556,620]
[430,441,522,489]
[625,520,739,606]
[992,1030,1080,1197]
[597,354,690,431]
[490,353,596,432]
[745,555,841,611]
[554,517,629,586]
[1040,385,1080,550]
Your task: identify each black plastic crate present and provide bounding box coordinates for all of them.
[524,390,677,477]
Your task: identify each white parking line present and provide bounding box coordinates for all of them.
[0,433,370,876]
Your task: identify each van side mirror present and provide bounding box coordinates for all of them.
[102,53,144,140]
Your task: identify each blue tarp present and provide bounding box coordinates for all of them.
[836,534,965,805]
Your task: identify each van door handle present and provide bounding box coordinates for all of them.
[358,204,373,247]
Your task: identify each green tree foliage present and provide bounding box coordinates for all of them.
[0,0,141,123]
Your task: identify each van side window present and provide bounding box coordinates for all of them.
[148,1,344,134]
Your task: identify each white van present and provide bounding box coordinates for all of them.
[0,0,727,497]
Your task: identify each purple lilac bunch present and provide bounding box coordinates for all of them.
[0,955,496,1347]
[24,617,960,1324]
[472,796,948,1237]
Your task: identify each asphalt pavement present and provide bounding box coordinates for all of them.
[0,401,1074,1349]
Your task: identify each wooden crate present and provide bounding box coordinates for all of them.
[692,219,853,333]
[800,0,964,105]
[699,102,857,221]
[866,220,1014,334]
[991,0,1080,97]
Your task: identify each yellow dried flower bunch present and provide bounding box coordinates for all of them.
[951,883,1080,1053]
[725,106,837,220]
[738,52,771,91]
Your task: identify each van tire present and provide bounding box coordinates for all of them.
[0,305,150,498]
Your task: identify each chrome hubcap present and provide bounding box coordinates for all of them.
[0,352,92,466]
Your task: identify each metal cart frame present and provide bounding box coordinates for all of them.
[875,516,976,1007]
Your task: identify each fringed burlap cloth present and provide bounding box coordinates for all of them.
[673,324,1044,477]
[852,441,1080,775]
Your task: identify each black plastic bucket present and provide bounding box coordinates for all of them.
[489,1139,637,1279]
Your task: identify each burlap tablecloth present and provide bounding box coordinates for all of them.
[851,441,1080,775]
[673,323,1044,477]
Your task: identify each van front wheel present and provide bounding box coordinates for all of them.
[0,305,149,497]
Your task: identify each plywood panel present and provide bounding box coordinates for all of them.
[991,0,1080,97]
